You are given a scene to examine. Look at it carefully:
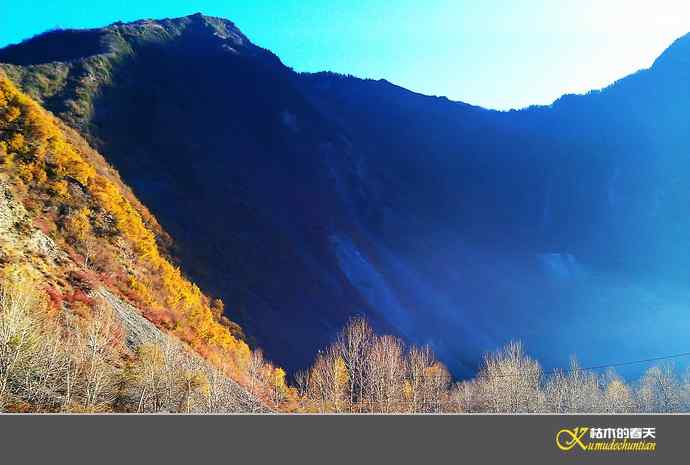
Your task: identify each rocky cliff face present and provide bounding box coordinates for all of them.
[0,177,65,271]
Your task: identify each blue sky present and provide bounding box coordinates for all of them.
[2,0,690,109]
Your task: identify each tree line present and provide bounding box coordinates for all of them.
[295,317,690,413]
[2,270,689,413]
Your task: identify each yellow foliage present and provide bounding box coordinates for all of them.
[50,180,70,199]
[5,106,21,123]
[127,276,156,307]
[15,162,34,183]
[65,207,92,243]
[403,380,413,400]
[0,72,261,389]
[8,133,24,152]
[334,356,349,388]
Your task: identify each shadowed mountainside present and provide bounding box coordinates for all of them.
[4,14,690,376]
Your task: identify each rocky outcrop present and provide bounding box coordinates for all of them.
[0,177,66,270]
[94,287,164,349]
[94,287,269,412]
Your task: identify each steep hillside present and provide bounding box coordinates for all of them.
[3,14,386,370]
[0,73,288,410]
[297,36,690,375]
[4,14,690,376]
[297,66,690,373]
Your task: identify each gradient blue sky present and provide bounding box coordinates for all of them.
[2,0,690,109]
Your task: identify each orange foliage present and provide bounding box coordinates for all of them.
[0,72,282,394]
[63,288,96,307]
[45,285,64,312]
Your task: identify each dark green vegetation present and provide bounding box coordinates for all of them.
[4,14,376,370]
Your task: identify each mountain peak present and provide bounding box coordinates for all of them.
[0,13,264,67]
[652,31,690,68]
[106,12,247,43]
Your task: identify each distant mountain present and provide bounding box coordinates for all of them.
[4,14,690,375]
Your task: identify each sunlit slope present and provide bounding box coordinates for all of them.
[0,73,290,399]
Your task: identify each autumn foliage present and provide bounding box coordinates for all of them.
[0,72,289,405]
[296,317,690,413]
[0,270,267,412]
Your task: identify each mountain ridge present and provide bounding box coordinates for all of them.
[3,12,689,112]
[3,14,690,377]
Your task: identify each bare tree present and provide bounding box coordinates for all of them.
[245,348,265,398]
[0,272,46,409]
[308,346,348,413]
[202,365,262,413]
[423,362,451,412]
[6,266,690,415]
[543,359,604,413]
[21,320,68,410]
[406,345,434,412]
[637,365,685,413]
[63,304,122,411]
[404,345,449,412]
[475,341,543,413]
[449,380,481,413]
[334,317,373,412]
[123,338,194,412]
[602,371,635,413]
[365,335,405,413]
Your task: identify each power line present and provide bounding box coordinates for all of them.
[298,352,690,411]
[493,351,690,378]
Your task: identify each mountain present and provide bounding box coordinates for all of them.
[0,69,288,411]
[3,14,690,376]
[1,14,386,371]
